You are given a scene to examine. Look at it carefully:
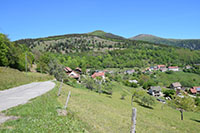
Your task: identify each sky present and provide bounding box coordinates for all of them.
[0,0,200,41]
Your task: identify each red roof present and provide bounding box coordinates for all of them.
[168,66,178,69]
[190,88,197,94]
[190,86,200,93]
[91,72,105,78]
[157,65,166,68]
[64,67,72,72]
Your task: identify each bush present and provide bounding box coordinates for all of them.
[123,80,138,88]
[166,71,174,74]
[195,97,200,106]
[163,89,176,98]
[121,93,127,100]
[132,90,156,108]
[142,80,157,90]
[141,95,156,107]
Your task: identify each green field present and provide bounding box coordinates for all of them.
[155,71,200,87]
[0,67,54,90]
[1,81,200,133]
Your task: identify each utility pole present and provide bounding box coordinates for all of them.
[25,52,27,75]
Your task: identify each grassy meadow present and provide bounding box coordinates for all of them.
[0,83,88,132]
[155,71,200,87]
[1,81,200,133]
[0,67,54,90]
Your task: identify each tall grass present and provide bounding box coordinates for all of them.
[0,67,53,90]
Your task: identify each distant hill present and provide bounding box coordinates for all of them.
[87,30,125,40]
[14,31,156,54]
[130,34,200,50]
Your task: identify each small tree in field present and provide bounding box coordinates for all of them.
[132,90,156,108]
[169,95,196,120]
[141,95,156,107]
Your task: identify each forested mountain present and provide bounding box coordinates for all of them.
[130,34,200,50]
[15,31,152,53]
[12,31,200,72]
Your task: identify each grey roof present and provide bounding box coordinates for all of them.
[171,82,182,87]
[150,86,161,91]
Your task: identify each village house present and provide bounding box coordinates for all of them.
[64,67,72,73]
[146,67,151,72]
[91,72,105,80]
[124,69,135,75]
[74,67,82,74]
[128,80,138,84]
[161,68,168,72]
[148,86,162,97]
[190,86,200,95]
[68,71,80,80]
[185,65,192,69]
[168,66,179,71]
[64,67,80,80]
[170,82,182,90]
[157,65,166,70]
[150,66,155,71]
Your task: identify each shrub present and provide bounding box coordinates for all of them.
[163,89,176,98]
[121,93,127,100]
[132,90,156,108]
[195,97,200,106]
[166,71,174,74]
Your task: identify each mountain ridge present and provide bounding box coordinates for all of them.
[130,34,200,50]
[14,30,200,50]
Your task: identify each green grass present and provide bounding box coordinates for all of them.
[0,83,89,132]
[0,67,54,90]
[155,71,200,87]
[58,83,200,133]
[1,81,200,133]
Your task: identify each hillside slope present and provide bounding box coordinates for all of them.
[0,67,53,90]
[15,32,131,53]
[2,82,200,132]
[130,34,200,50]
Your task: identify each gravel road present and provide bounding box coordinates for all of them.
[0,81,55,112]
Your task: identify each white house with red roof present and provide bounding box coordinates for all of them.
[157,65,166,69]
[91,72,105,80]
[64,66,80,80]
[68,71,80,80]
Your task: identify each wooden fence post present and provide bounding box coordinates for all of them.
[130,108,137,133]
[57,79,63,96]
[64,91,71,109]
[180,109,183,120]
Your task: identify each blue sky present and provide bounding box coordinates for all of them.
[0,0,200,41]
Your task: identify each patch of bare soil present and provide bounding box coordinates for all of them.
[0,113,19,125]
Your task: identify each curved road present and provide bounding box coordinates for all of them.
[0,81,55,112]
